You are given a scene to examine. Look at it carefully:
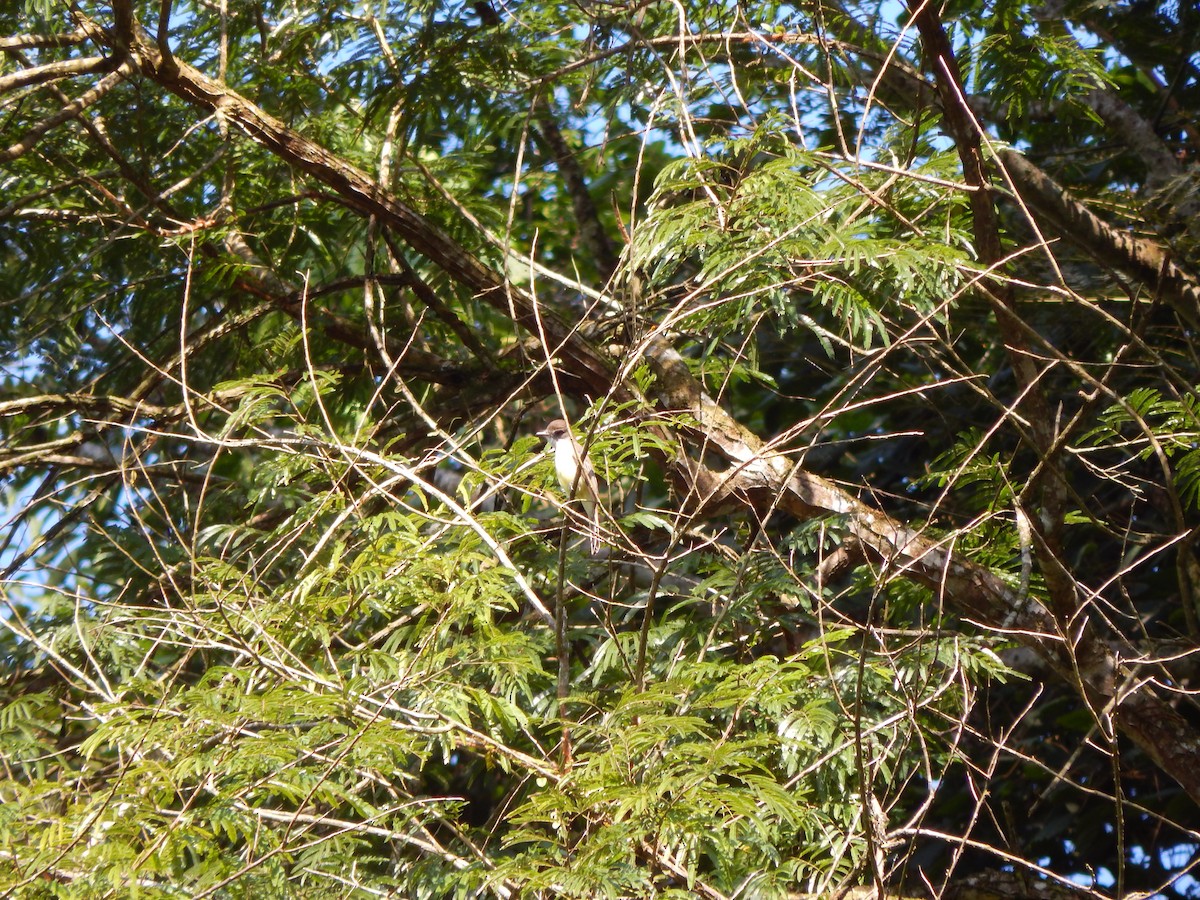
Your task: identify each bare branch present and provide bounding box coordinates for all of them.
[0,56,111,95]
[0,59,134,163]
[0,28,91,51]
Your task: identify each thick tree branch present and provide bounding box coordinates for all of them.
[641,340,1200,808]
[898,0,1200,812]
[111,12,616,403]
[999,148,1200,324]
[818,4,1200,324]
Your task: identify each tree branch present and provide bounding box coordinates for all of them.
[817,3,1200,325]
[0,28,91,51]
[905,1,1079,629]
[999,147,1200,324]
[0,55,112,95]
[533,112,620,280]
[111,8,616,403]
[0,59,134,163]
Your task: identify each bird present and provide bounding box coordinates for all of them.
[537,418,602,553]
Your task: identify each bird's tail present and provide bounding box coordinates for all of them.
[582,499,602,555]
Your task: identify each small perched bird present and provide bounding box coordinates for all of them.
[538,418,602,552]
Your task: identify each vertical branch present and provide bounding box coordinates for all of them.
[554,522,572,769]
[534,112,620,281]
[906,1,1076,617]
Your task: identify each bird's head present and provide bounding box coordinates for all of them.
[537,419,571,442]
